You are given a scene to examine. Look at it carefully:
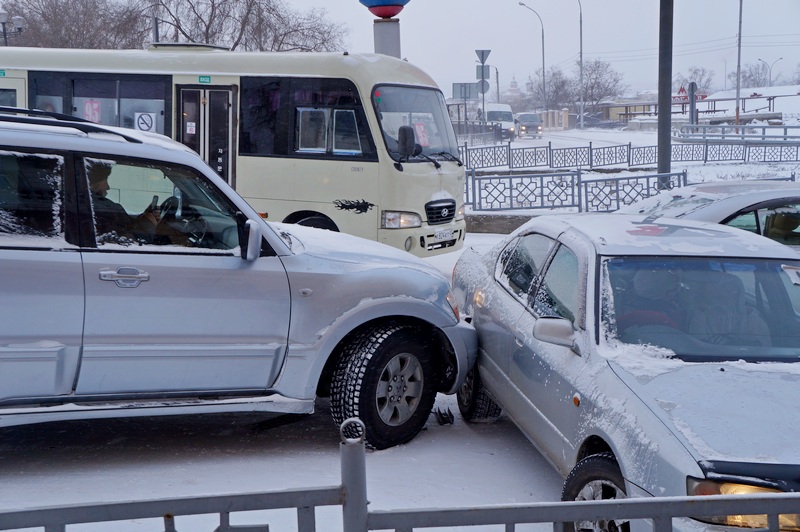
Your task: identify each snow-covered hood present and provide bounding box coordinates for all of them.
[269,222,444,277]
[612,361,800,464]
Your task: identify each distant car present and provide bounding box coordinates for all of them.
[515,112,543,138]
[0,108,477,450]
[484,103,516,141]
[579,112,625,129]
[453,213,800,530]
[618,180,800,246]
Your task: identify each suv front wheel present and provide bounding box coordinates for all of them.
[331,324,436,449]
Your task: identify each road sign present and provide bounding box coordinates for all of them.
[478,79,490,94]
[476,65,490,80]
[475,49,491,64]
[452,82,478,100]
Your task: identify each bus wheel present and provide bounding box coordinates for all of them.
[296,215,338,231]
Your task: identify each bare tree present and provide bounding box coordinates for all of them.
[525,66,575,111]
[727,62,770,89]
[673,66,715,94]
[4,0,150,48]
[579,59,626,114]
[153,0,346,51]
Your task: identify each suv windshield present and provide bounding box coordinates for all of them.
[373,84,458,162]
[604,256,800,362]
[519,114,541,123]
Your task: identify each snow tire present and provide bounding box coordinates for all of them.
[330,324,436,450]
[561,452,629,532]
[456,366,503,423]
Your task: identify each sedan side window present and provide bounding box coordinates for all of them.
[85,157,241,251]
[0,151,65,243]
[533,245,579,323]
[497,233,555,298]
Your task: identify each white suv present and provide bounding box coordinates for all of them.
[0,108,476,449]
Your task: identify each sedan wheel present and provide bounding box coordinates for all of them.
[562,453,629,532]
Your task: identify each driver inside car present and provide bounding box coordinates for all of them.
[88,160,159,242]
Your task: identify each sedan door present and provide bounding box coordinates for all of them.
[77,156,290,396]
[509,243,589,471]
[0,150,84,401]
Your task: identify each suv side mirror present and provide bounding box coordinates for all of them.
[236,212,262,261]
[397,125,416,158]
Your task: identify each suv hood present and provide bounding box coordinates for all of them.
[611,361,800,464]
[270,222,444,277]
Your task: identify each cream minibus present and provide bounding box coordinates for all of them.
[0,44,466,256]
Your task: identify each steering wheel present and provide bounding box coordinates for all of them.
[182,216,209,247]
[159,196,180,222]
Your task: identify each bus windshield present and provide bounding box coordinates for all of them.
[372,85,459,162]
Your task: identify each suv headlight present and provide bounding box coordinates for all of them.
[688,478,800,530]
[381,211,422,229]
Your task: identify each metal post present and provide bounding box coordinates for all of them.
[577,0,584,129]
[340,418,368,532]
[519,3,545,111]
[657,0,674,180]
[0,22,7,46]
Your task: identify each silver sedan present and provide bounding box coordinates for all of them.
[453,212,800,531]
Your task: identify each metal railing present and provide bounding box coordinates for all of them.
[467,169,689,213]
[3,417,800,531]
[458,138,800,171]
[674,124,800,143]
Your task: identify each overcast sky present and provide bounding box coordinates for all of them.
[288,0,799,97]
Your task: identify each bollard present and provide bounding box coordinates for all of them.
[339,418,368,532]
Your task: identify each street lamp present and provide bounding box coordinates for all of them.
[0,11,25,46]
[576,0,584,129]
[757,57,783,87]
[518,2,546,111]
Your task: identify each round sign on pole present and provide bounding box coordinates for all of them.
[478,79,490,94]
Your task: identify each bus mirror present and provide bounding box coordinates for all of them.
[398,125,415,158]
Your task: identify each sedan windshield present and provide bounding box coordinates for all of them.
[372,84,459,162]
[603,256,800,362]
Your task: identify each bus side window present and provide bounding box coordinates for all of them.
[333,109,362,156]
[296,108,327,153]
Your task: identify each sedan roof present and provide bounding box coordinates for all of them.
[516,212,799,259]
[617,180,800,221]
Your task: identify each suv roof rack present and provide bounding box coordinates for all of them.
[0,106,143,144]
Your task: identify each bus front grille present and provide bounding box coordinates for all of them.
[425,200,456,225]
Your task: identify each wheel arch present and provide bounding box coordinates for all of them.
[315,315,458,398]
[283,210,339,231]
[576,435,615,465]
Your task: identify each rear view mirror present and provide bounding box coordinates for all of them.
[398,125,415,158]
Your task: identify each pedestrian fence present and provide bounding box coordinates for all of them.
[458,139,800,171]
[465,169,690,213]
[2,418,800,532]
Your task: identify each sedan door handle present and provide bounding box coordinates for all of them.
[99,267,150,288]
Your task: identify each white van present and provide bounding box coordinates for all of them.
[484,103,516,141]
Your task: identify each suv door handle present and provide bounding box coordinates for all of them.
[99,267,150,288]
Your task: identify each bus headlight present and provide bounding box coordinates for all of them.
[688,478,800,530]
[455,204,465,221]
[382,211,422,229]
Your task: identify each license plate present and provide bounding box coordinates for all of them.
[434,229,455,242]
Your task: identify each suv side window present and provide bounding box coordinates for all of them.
[84,156,241,251]
[0,150,65,243]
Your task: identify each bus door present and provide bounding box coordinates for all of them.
[0,75,26,107]
[177,87,234,185]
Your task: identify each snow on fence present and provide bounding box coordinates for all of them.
[458,139,800,171]
[2,419,800,531]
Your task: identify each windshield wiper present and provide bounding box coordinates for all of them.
[412,152,441,169]
[434,151,463,166]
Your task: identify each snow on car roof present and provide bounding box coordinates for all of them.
[521,212,799,258]
[618,180,800,219]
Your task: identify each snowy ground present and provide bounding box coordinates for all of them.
[2,123,800,530]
